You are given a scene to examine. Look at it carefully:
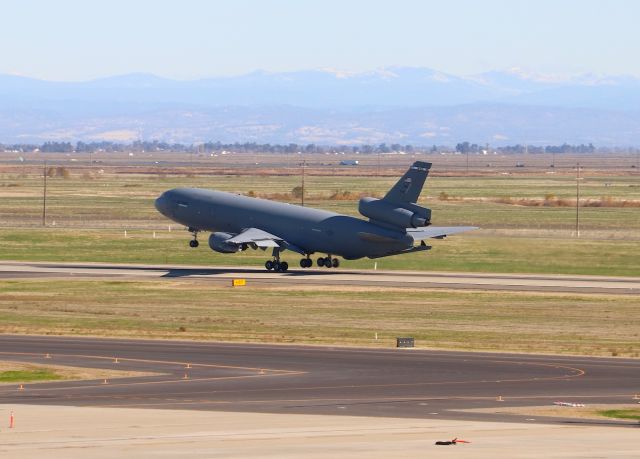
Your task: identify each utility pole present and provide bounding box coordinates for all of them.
[42,160,47,227]
[575,162,581,237]
[466,150,469,175]
[301,159,306,207]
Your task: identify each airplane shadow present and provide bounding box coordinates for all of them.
[34,262,347,278]
[162,267,342,278]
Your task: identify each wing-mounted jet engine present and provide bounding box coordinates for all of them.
[208,232,239,253]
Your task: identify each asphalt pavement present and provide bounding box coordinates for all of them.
[1,261,639,294]
[1,335,638,425]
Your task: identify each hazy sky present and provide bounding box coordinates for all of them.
[2,0,639,80]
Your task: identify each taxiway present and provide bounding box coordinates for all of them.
[1,335,639,425]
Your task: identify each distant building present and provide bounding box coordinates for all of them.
[340,160,359,166]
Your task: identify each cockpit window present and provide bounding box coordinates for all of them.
[177,201,189,208]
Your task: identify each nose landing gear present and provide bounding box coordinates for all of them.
[188,227,200,248]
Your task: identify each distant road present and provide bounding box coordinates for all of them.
[0,261,638,294]
[0,335,639,424]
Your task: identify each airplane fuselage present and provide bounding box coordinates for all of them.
[155,188,413,259]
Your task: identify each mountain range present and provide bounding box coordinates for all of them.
[1,67,639,145]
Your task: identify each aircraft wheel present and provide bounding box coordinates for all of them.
[265,260,274,271]
[189,240,199,248]
[317,257,325,267]
[324,257,332,268]
[280,261,289,272]
[305,258,313,268]
[332,258,340,268]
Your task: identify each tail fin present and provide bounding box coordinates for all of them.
[383,161,431,204]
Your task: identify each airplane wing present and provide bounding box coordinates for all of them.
[407,226,478,241]
[226,228,305,254]
[227,227,282,247]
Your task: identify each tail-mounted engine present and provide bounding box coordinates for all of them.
[358,197,431,229]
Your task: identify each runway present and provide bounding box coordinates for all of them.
[1,261,639,294]
[1,335,639,425]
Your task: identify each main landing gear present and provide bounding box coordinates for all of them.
[188,227,200,248]
[298,254,340,268]
[265,259,289,272]
[266,250,341,272]
[316,255,339,268]
[265,248,289,272]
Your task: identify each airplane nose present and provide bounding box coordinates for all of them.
[155,193,169,215]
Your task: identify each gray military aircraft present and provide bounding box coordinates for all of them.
[154,161,476,271]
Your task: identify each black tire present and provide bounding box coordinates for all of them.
[305,258,312,268]
[332,258,340,268]
[317,257,325,267]
[189,240,199,248]
[280,261,289,272]
[300,259,307,268]
[265,260,274,270]
[324,257,332,268]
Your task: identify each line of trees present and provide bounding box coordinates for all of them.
[2,140,636,154]
[455,142,598,154]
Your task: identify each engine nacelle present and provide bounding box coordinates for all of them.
[358,197,431,228]
[208,232,239,253]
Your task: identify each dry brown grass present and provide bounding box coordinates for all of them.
[439,193,640,208]
[1,279,639,357]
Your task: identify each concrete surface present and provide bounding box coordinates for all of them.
[0,404,638,459]
[1,336,639,425]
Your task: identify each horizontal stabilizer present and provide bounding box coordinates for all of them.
[407,226,478,241]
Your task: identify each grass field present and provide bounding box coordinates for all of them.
[1,279,638,357]
[1,157,638,355]
[1,228,639,276]
[0,368,63,383]
[0,360,157,383]
[598,409,640,421]
[1,167,639,231]
[1,166,639,276]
